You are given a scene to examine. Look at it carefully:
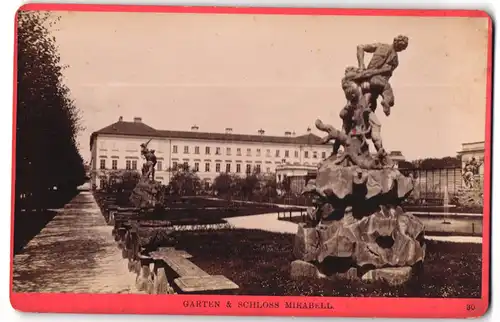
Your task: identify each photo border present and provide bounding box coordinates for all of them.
[9,3,493,318]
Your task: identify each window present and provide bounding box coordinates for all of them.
[255,164,261,173]
[256,149,261,157]
[275,150,280,157]
[205,163,210,172]
[322,151,326,159]
[226,148,231,156]
[172,161,178,170]
[294,150,299,158]
[132,160,137,170]
[205,147,211,155]
[266,167,270,173]
[246,164,251,174]
[183,161,188,169]
[157,161,163,171]
[112,160,118,170]
[236,164,241,173]
[247,148,251,156]
[173,145,178,153]
[216,163,221,172]
[216,147,221,155]
[126,160,131,170]
[226,163,231,173]
[100,159,106,169]
[285,150,289,158]
[304,151,309,158]
[194,146,200,154]
[236,148,241,156]
[313,151,318,159]
[99,178,105,189]
[194,162,199,172]
[184,146,189,154]
[266,149,271,157]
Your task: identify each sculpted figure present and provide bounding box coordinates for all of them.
[333,67,366,156]
[315,119,383,170]
[463,157,483,188]
[338,67,389,163]
[140,139,157,181]
[353,35,409,117]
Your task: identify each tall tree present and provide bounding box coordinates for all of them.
[16,11,85,209]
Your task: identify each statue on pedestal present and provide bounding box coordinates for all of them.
[462,157,483,189]
[140,138,157,181]
[291,35,426,287]
[129,139,163,209]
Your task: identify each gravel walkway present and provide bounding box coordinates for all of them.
[12,191,142,294]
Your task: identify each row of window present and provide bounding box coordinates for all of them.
[172,161,267,174]
[99,159,165,171]
[172,145,326,159]
[99,158,272,174]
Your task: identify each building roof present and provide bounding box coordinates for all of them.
[90,119,324,149]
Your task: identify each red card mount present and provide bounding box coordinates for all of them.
[10,3,492,318]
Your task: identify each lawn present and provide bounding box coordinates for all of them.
[172,229,482,298]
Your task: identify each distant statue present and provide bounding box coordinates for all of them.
[351,35,409,117]
[140,138,157,181]
[462,157,483,189]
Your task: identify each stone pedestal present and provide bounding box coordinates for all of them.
[129,178,164,209]
[135,220,175,252]
[292,162,426,285]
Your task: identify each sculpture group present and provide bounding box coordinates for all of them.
[292,35,426,286]
[462,157,483,189]
[129,139,164,208]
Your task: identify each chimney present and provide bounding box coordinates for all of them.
[258,129,265,135]
[133,117,142,123]
[306,127,311,133]
[284,131,292,137]
[118,116,123,122]
[225,127,233,134]
[191,125,199,131]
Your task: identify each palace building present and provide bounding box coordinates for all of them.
[89,116,334,189]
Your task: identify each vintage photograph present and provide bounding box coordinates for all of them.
[12,7,490,302]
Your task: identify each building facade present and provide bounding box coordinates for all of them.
[89,117,333,189]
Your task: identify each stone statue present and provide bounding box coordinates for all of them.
[330,38,409,166]
[462,157,483,189]
[140,138,157,181]
[291,35,425,287]
[129,139,163,209]
[352,35,409,117]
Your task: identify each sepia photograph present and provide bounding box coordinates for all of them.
[10,4,491,317]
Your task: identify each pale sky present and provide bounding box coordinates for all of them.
[44,11,489,162]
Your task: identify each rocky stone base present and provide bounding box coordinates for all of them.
[129,179,164,208]
[293,208,426,269]
[290,260,414,286]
